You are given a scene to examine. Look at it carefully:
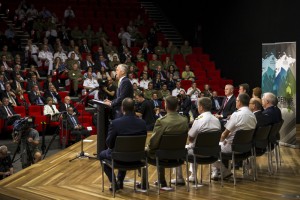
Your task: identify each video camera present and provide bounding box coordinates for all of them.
[13,117,34,132]
[98,79,108,88]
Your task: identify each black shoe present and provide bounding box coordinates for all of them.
[136,182,148,190]
[109,183,120,192]
[154,181,167,188]
[117,180,123,189]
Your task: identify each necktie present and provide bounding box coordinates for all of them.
[51,92,57,103]
[5,106,13,116]
[223,97,229,108]
[70,116,77,126]
[8,93,17,105]
[36,93,43,105]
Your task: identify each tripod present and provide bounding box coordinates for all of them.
[43,125,61,159]
[69,130,96,162]
[12,136,34,169]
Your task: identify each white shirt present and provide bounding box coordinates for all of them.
[130,78,139,86]
[83,77,99,89]
[38,50,53,62]
[139,79,150,89]
[225,106,257,142]
[187,87,201,101]
[172,88,185,97]
[187,111,221,149]
[25,44,39,54]
[54,52,68,62]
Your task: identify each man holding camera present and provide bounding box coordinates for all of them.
[177,90,192,122]
[99,77,116,101]
[20,125,42,168]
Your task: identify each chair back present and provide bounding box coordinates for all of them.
[156,133,188,159]
[232,129,255,153]
[194,130,222,156]
[112,135,147,162]
[253,125,272,149]
[268,120,284,143]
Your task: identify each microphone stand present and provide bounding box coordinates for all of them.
[68,87,98,161]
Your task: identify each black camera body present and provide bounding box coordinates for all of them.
[98,79,108,88]
[13,117,34,132]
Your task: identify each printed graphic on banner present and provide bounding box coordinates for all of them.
[262,42,297,147]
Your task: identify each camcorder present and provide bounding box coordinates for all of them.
[12,117,35,141]
[98,79,108,88]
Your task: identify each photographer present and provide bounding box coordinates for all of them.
[96,77,116,101]
[0,145,14,180]
[20,125,42,168]
[177,90,192,122]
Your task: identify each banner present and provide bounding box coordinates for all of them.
[262,42,298,148]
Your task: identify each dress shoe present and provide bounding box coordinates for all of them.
[171,178,185,185]
[220,169,233,179]
[136,182,148,190]
[117,180,123,189]
[154,180,167,188]
[109,183,120,192]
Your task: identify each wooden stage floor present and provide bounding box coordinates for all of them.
[0,134,300,200]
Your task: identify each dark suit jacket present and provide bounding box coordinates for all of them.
[0,105,16,119]
[44,91,62,103]
[2,91,19,106]
[28,91,46,105]
[217,95,236,119]
[262,106,282,124]
[106,113,147,149]
[26,80,42,91]
[11,80,25,91]
[211,96,223,113]
[58,102,79,116]
[66,114,81,130]
[111,77,133,118]
[254,110,272,127]
[80,60,95,71]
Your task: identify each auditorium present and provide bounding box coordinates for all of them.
[0,0,299,199]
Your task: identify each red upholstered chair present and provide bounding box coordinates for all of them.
[13,106,26,118]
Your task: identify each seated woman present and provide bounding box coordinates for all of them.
[97,66,110,81]
[43,97,61,121]
[166,65,180,81]
[83,66,97,80]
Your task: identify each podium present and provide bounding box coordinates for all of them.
[91,100,109,155]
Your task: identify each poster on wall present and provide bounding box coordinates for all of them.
[262,42,297,148]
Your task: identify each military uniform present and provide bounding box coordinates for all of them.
[160,89,171,100]
[154,46,166,58]
[147,112,189,158]
[148,60,163,71]
[68,69,83,93]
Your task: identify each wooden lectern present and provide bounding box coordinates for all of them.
[91,100,109,156]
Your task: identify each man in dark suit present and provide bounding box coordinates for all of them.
[262,92,282,124]
[66,107,90,142]
[28,85,46,105]
[249,97,271,127]
[215,84,236,119]
[44,84,61,104]
[0,97,20,127]
[59,96,79,116]
[99,98,147,191]
[104,64,133,119]
[211,90,223,114]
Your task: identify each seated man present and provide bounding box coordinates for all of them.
[0,97,20,127]
[66,107,90,143]
[172,97,221,184]
[261,92,282,124]
[0,145,14,180]
[99,98,147,191]
[212,93,257,180]
[146,96,189,187]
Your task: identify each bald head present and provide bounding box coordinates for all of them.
[249,97,262,112]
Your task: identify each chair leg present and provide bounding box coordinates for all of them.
[156,158,160,195]
[277,143,282,166]
[112,161,115,197]
[253,148,257,181]
[200,165,203,184]
[209,164,211,183]
[134,170,137,192]
[232,153,236,186]
[186,158,189,192]
[194,156,197,188]
[274,144,279,172]
[146,159,149,195]
[173,168,176,190]
[219,153,223,187]
[101,162,104,192]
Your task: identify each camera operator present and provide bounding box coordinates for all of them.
[0,145,14,180]
[96,77,116,101]
[20,125,42,168]
[177,90,192,123]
